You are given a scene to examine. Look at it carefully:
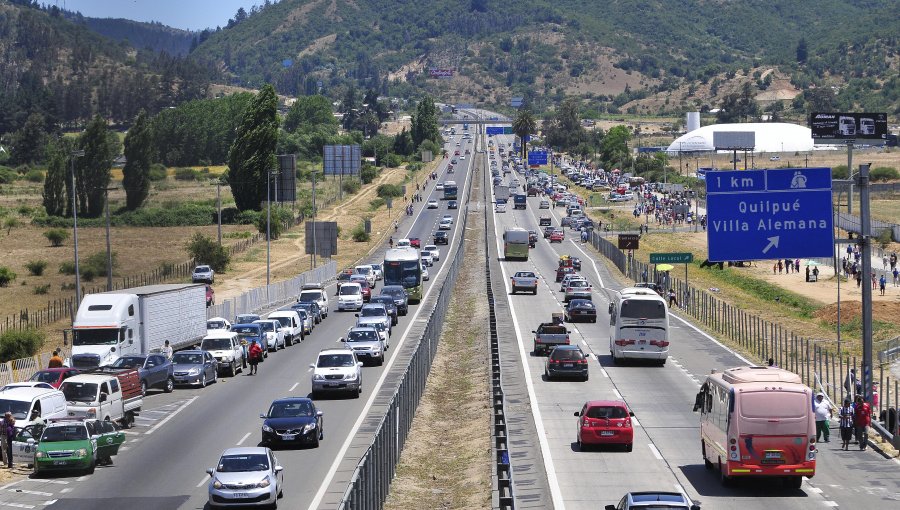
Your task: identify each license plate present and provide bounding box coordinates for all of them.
[53,460,68,465]
[563,363,573,368]
[282,434,296,440]
[765,452,782,459]
[232,493,248,498]
[638,340,646,344]
[326,383,340,387]
[601,431,615,436]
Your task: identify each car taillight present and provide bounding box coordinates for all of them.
[615,339,635,346]
[650,340,670,347]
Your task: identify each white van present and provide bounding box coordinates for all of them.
[267,310,304,345]
[200,331,245,376]
[0,387,67,426]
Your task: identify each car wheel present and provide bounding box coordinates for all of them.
[583,373,589,382]
[200,373,207,388]
[378,355,384,366]
[625,443,633,452]
[140,381,147,396]
[164,377,175,393]
[577,440,584,451]
[312,433,320,448]
[229,361,237,377]
[86,460,95,475]
[533,289,537,295]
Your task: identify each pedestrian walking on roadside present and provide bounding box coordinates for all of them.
[839,398,854,450]
[883,255,889,270]
[248,340,262,375]
[786,259,793,273]
[853,395,871,451]
[879,275,887,296]
[668,288,678,308]
[893,267,899,286]
[795,258,800,272]
[2,412,14,468]
[767,357,776,367]
[814,393,833,444]
[871,272,877,290]
[48,349,64,368]
[777,260,783,274]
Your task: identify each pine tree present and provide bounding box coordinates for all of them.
[122,111,153,210]
[228,84,278,211]
[42,139,69,217]
[76,115,120,218]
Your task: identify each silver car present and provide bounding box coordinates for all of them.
[356,304,391,345]
[343,326,385,365]
[192,264,215,284]
[206,447,283,508]
[172,350,218,387]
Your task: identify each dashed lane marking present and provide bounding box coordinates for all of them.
[289,382,299,392]
[600,368,609,378]
[7,491,51,497]
[612,388,622,399]
[43,500,57,506]
[196,475,210,488]
[0,502,35,509]
[648,444,663,460]
[236,432,252,446]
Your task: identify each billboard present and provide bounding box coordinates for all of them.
[275,154,297,202]
[810,112,888,143]
[305,221,338,258]
[713,131,755,150]
[323,145,361,176]
[429,68,455,79]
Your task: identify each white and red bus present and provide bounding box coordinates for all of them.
[693,366,816,488]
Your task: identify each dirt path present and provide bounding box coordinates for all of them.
[384,165,491,510]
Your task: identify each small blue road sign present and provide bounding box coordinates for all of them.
[486,127,503,135]
[527,150,548,166]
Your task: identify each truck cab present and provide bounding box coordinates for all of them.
[70,293,140,369]
[60,371,143,428]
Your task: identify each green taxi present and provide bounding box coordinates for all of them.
[13,419,125,475]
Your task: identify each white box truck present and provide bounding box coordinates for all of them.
[69,284,207,369]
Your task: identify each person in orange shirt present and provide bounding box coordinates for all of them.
[48,350,64,368]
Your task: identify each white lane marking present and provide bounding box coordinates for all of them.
[21,481,67,486]
[74,476,89,482]
[7,490,52,497]
[236,432,252,446]
[612,388,622,399]
[668,312,752,365]
[493,204,567,510]
[0,483,19,491]
[43,501,57,507]
[822,502,838,507]
[307,133,476,510]
[59,489,72,494]
[0,502,35,509]
[196,475,210,488]
[121,430,141,436]
[600,368,609,378]
[648,443,663,460]
[566,239,605,288]
[808,487,823,494]
[631,416,641,427]
[145,396,199,435]
[289,382,299,392]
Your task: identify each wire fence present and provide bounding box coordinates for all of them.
[588,231,900,443]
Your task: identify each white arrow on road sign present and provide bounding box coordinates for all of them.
[762,236,780,254]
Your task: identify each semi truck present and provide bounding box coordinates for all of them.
[69,284,207,370]
[494,185,510,204]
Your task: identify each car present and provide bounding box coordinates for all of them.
[109,354,174,394]
[0,381,54,391]
[370,295,398,325]
[564,279,592,302]
[253,319,286,351]
[528,231,538,248]
[370,263,383,281]
[260,397,323,448]
[337,283,364,311]
[539,199,550,209]
[206,285,215,307]
[349,275,373,301]
[21,419,124,474]
[342,326,385,365]
[543,226,555,238]
[201,330,247,374]
[422,265,430,281]
[565,299,597,323]
[298,287,329,319]
[409,237,421,248]
[206,447,283,508]
[495,203,506,213]
[355,303,392,344]
[354,265,377,287]
[770,156,781,161]
[28,368,80,389]
[556,265,576,282]
[381,285,409,316]
[433,230,449,245]
[539,216,552,226]
[336,269,355,294]
[192,264,214,284]
[459,155,466,160]
[422,244,441,261]
[576,400,634,451]
[549,229,565,243]
[438,218,452,230]
[396,238,411,248]
[448,200,458,209]
[604,492,699,510]
[230,323,267,361]
[420,251,434,267]
[427,199,439,209]
[634,282,664,296]
[289,301,321,326]
[287,307,314,335]
[172,350,218,387]
[234,313,261,325]
[545,345,589,381]
[310,348,363,398]
[206,317,232,333]
[435,183,445,191]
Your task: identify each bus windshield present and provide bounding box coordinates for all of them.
[384,261,420,288]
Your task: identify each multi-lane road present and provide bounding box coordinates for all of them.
[0,126,480,510]
[486,133,900,510]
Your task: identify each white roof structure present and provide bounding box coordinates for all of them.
[666,122,814,154]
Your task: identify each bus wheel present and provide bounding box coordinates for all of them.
[785,476,803,489]
[702,443,713,470]
[718,461,732,486]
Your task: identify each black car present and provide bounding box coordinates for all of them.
[433,231,449,245]
[448,200,458,209]
[380,285,409,316]
[544,345,589,381]
[565,299,596,323]
[371,295,399,326]
[528,231,538,248]
[290,301,321,325]
[260,397,323,448]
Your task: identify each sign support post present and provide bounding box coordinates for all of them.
[859,164,873,405]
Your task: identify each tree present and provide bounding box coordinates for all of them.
[10,113,48,165]
[804,87,836,114]
[122,111,153,210]
[543,98,586,152]
[42,139,69,217]
[76,115,120,217]
[512,108,537,160]
[228,84,278,211]
[186,232,230,272]
[796,38,808,64]
[410,95,440,150]
[599,125,631,170]
[283,95,336,133]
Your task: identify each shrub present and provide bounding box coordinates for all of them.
[4,217,19,234]
[83,251,117,277]
[44,228,70,247]
[360,164,378,184]
[376,184,404,199]
[186,232,230,272]
[0,267,16,287]
[351,223,370,242]
[148,164,168,181]
[384,153,403,168]
[369,198,385,210]
[0,166,17,184]
[33,284,50,295]
[342,178,361,194]
[831,165,848,179]
[870,166,899,182]
[59,261,76,275]
[174,167,198,180]
[25,260,48,276]
[0,328,43,362]
[256,211,284,240]
[17,205,33,216]
[25,169,43,182]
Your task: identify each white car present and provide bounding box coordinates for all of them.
[298,288,329,318]
[422,244,441,261]
[337,283,364,311]
[539,199,550,209]
[266,311,303,346]
[439,218,452,230]
[370,263,383,281]
[253,320,286,351]
[396,238,411,248]
[206,447,283,508]
[354,265,377,287]
[770,156,781,161]
[310,348,363,397]
[206,316,232,333]
[441,215,453,225]
[436,183,445,191]
[422,265,430,281]
[420,251,434,267]
[427,200,439,209]
[459,156,466,160]
[560,274,587,292]
[495,203,506,213]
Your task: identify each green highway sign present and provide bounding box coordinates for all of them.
[650,252,694,264]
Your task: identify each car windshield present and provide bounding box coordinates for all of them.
[268,401,314,418]
[173,353,203,364]
[340,286,361,296]
[347,330,379,342]
[231,325,260,336]
[355,267,371,275]
[256,322,275,332]
[30,371,61,384]
[571,300,594,308]
[299,291,322,302]
[194,266,211,273]
[60,382,98,403]
[568,281,589,288]
[235,315,260,324]
[317,354,355,368]
[372,297,392,307]
[111,356,145,368]
[217,454,269,473]
[0,399,30,420]
[360,307,384,317]
[585,406,628,419]
[42,425,88,442]
[207,320,228,330]
[271,317,291,328]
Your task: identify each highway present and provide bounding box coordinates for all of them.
[487,133,900,510]
[0,127,479,510]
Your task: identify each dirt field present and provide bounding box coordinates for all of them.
[384,165,491,510]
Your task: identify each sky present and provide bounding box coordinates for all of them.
[52,0,261,31]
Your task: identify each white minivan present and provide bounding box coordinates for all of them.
[0,387,67,426]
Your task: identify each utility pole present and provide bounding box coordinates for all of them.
[266,169,272,289]
[70,150,85,309]
[312,170,317,271]
[858,163,873,403]
[216,180,222,246]
[104,187,116,291]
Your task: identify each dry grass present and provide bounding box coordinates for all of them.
[384,164,491,510]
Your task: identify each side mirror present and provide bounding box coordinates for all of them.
[274,466,284,473]
[309,364,316,369]
[99,393,108,402]
[573,412,580,417]
[206,468,214,476]
[26,438,35,444]
[91,435,100,441]
[357,362,363,367]
[629,412,635,417]
[111,347,117,353]
[259,413,266,419]
[338,337,345,343]
[316,411,323,417]
[531,330,536,334]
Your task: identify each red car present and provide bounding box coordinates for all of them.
[454,150,460,156]
[29,368,81,389]
[409,237,421,248]
[549,230,565,243]
[575,400,634,451]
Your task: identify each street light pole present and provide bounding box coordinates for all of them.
[266,170,272,288]
[70,150,85,308]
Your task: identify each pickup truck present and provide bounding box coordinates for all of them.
[511,271,539,295]
[539,216,552,227]
[59,369,143,428]
[532,321,571,356]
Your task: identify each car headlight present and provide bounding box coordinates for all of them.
[303,422,317,433]
[313,374,325,381]
[262,424,273,433]
[256,477,270,488]
[212,478,223,489]
[188,368,200,375]
[35,451,45,458]
[344,372,358,381]
[74,448,88,457]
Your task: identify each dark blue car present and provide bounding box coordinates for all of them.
[231,323,266,362]
[260,397,323,448]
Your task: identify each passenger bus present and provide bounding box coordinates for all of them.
[693,366,816,488]
[502,228,530,261]
[383,247,423,303]
[443,180,458,200]
[607,287,669,365]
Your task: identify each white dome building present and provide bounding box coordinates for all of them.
[666,122,814,154]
